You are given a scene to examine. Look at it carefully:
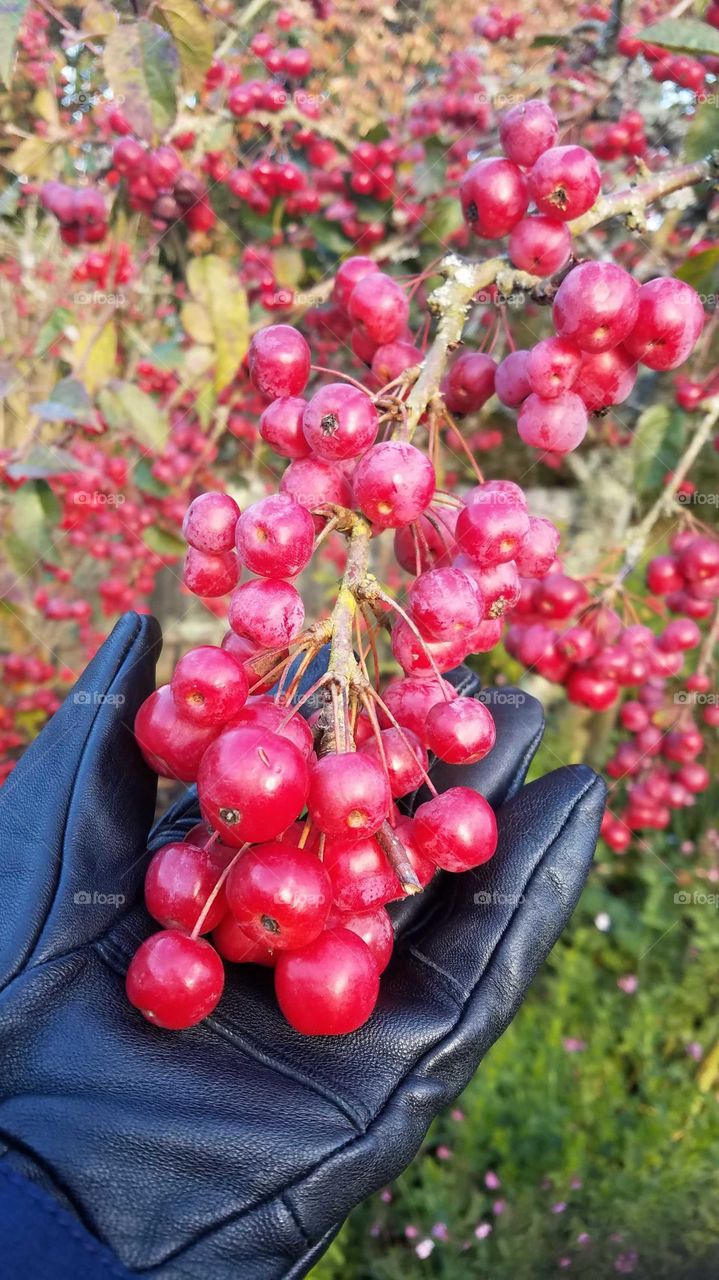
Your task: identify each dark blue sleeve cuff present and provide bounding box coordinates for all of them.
[0,1165,131,1280]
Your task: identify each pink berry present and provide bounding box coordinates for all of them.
[302,383,379,460]
[198,726,310,845]
[460,157,528,238]
[528,145,601,220]
[500,99,559,167]
[135,685,219,782]
[409,566,484,639]
[517,391,588,452]
[228,578,304,649]
[182,491,240,553]
[144,842,227,933]
[259,397,311,459]
[348,273,409,345]
[413,786,498,871]
[526,337,582,398]
[381,675,457,739]
[308,752,391,840]
[248,324,311,399]
[455,499,530,566]
[170,644,249,725]
[235,493,315,578]
[553,262,639,353]
[515,516,560,577]
[334,256,380,310]
[577,346,637,411]
[424,696,496,764]
[183,547,239,597]
[623,278,705,370]
[495,350,531,406]
[352,441,435,529]
[226,842,331,950]
[231,696,314,760]
[358,726,428,798]
[508,215,572,276]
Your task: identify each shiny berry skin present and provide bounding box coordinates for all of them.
[553,263,639,353]
[135,685,219,782]
[359,726,428,798]
[232,697,314,760]
[302,383,379,461]
[352,441,435,529]
[259,397,310,459]
[456,499,530,566]
[659,618,701,651]
[147,146,181,189]
[526,337,581,398]
[248,324,311,399]
[460,157,528,238]
[235,494,315,578]
[170,645,249,725]
[458,556,521,617]
[371,341,422,385]
[623,278,705,371]
[391,620,470,675]
[327,906,394,972]
[323,834,399,911]
[500,99,558,166]
[495,350,531,406]
[409,566,483,639]
[646,554,684,595]
[517,391,588,453]
[566,669,619,711]
[348,273,409,345]
[679,536,719,582]
[528,145,601,220]
[333,255,379,310]
[226,842,331,950]
[507,215,572,276]
[443,353,497,415]
[126,930,224,1030]
[274,927,380,1035]
[198,726,310,845]
[413,786,498,872]
[182,491,240,553]
[381,675,457,738]
[212,914,276,965]
[577,347,637,411]
[228,578,304,649]
[425,696,496,764]
[515,516,560,577]
[183,547,239,597]
[144,842,227,933]
[308,752,391,840]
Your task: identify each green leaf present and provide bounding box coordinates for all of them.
[684,95,719,162]
[675,246,719,295]
[531,33,569,46]
[639,18,719,55]
[104,19,178,143]
[6,445,84,480]
[8,480,61,575]
[0,180,20,217]
[142,525,186,558]
[133,456,170,496]
[0,0,30,86]
[98,380,169,453]
[34,307,74,356]
[156,0,213,91]
[423,196,464,246]
[183,255,249,392]
[306,218,351,256]
[148,339,185,370]
[632,403,685,496]
[33,377,95,425]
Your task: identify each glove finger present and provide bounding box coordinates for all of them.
[0,611,161,985]
[390,685,544,937]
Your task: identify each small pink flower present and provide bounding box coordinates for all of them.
[415,1239,435,1260]
[617,974,638,994]
[451,1108,465,1122]
[686,1041,703,1061]
[436,1145,452,1160]
[570,1176,583,1189]
[405,1225,419,1240]
[577,1233,591,1246]
[681,840,695,853]
[474,1223,492,1240]
[559,1257,572,1269]
[563,1038,586,1053]
[552,1202,567,1214]
[614,1249,638,1273]
[432,1222,449,1241]
[492,1199,506,1216]
[484,1170,501,1190]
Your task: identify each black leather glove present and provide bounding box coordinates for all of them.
[0,612,606,1279]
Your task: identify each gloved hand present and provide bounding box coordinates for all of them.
[0,612,606,1280]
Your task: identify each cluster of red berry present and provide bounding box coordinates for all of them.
[39,182,108,245]
[72,242,132,290]
[110,139,215,234]
[618,25,718,92]
[471,7,523,41]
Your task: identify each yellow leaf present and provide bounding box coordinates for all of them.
[82,0,117,36]
[6,136,54,178]
[184,256,248,392]
[273,246,305,288]
[71,322,117,394]
[156,0,213,92]
[32,87,59,128]
[181,300,214,346]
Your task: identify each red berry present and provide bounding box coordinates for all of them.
[308,752,391,840]
[198,726,310,845]
[381,675,457,738]
[259,397,311,459]
[170,645,249,725]
[323,833,400,910]
[566,669,619,710]
[352,441,435,529]
[144,842,227,933]
[280,456,352,524]
[228,578,304,649]
[526,337,582,398]
[212,914,276,965]
[623,278,704,371]
[517,391,588,453]
[553,262,639,353]
[327,905,394,972]
[182,491,240,554]
[413,786,498,871]
[515,516,560,577]
[231,697,314,760]
[302,383,379,460]
[126,930,224,1030]
[495,350,531,406]
[424,696,496,764]
[135,685,219,782]
[333,256,380,310]
[235,493,315,578]
[443,352,497,414]
[348,273,409,345]
[528,145,601,220]
[409,566,484,639]
[646,554,684,595]
[500,99,559,166]
[577,346,637,411]
[274,928,380,1035]
[507,215,572,276]
[455,498,530,566]
[226,842,332,949]
[358,726,428,798]
[183,547,239,597]
[460,157,528,238]
[248,324,311,399]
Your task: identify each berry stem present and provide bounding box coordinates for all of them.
[376,821,422,895]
